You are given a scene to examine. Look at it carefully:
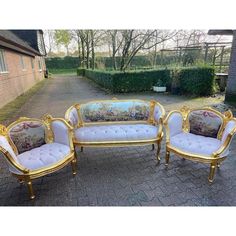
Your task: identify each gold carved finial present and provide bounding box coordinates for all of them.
[224,110,233,119]
[75,104,80,110]
[41,114,53,125]
[0,124,7,136]
[180,106,190,115]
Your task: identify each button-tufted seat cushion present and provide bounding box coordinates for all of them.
[170,132,228,157]
[75,124,159,142]
[17,143,70,170]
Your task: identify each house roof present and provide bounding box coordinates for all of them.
[11,30,46,56]
[208,30,234,35]
[0,30,43,57]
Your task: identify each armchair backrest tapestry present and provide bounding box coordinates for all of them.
[8,120,46,154]
[188,109,223,138]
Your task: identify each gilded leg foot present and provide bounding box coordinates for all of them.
[71,156,77,176]
[208,164,216,184]
[165,150,170,166]
[26,180,35,200]
[217,163,220,168]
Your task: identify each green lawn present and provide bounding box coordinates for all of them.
[49,68,76,75]
[0,79,47,124]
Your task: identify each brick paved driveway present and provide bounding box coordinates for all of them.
[0,75,235,206]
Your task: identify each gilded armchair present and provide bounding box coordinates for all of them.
[0,115,76,200]
[164,106,236,183]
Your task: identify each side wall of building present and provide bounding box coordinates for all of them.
[0,48,46,108]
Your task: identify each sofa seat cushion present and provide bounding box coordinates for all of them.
[170,132,228,157]
[75,124,159,143]
[17,143,71,170]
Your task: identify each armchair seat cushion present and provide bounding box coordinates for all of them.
[74,124,159,143]
[170,132,228,157]
[17,143,70,170]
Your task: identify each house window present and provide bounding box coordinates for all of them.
[0,49,8,73]
[31,58,34,69]
[38,58,42,71]
[20,55,26,70]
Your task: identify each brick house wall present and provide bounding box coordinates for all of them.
[0,48,46,108]
[225,30,236,104]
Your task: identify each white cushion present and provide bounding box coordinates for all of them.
[68,107,79,127]
[17,143,70,171]
[167,112,183,137]
[170,132,228,157]
[0,135,17,161]
[75,124,159,142]
[51,120,70,147]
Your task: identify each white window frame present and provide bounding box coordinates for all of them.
[0,49,8,74]
[20,55,26,71]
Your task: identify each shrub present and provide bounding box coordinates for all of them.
[77,68,85,76]
[78,66,215,96]
[81,69,171,93]
[84,70,114,91]
[177,66,215,96]
[112,69,171,93]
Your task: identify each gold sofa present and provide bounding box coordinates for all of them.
[0,115,76,200]
[65,99,165,164]
[164,106,236,183]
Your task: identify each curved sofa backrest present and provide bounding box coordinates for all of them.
[7,119,46,154]
[80,100,150,123]
[187,109,224,138]
[66,99,165,126]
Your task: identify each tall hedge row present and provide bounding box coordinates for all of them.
[77,66,215,96]
[175,66,215,96]
[78,69,171,93]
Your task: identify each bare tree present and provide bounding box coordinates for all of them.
[118,30,177,71]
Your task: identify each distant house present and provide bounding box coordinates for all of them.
[0,30,46,108]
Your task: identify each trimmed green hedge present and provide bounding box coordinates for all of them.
[78,69,171,93]
[175,66,215,96]
[77,66,215,95]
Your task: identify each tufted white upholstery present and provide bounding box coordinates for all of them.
[221,120,236,144]
[75,124,159,142]
[170,132,228,157]
[154,104,163,122]
[17,143,70,170]
[0,135,17,160]
[68,107,79,127]
[166,112,183,137]
[51,120,70,147]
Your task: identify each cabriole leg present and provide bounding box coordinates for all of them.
[81,147,83,152]
[71,156,77,176]
[26,179,35,200]
[208,164,216,184]
[156,141,161,165]
[165,149,170,166]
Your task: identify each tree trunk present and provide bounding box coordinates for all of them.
[91,30,95,69]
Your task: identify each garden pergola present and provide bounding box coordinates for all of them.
[208,30,236,104]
